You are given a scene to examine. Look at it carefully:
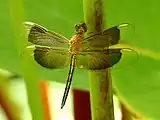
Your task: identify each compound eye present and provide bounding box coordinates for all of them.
[75,24,79,32]
[82,23,87,32]
[75,24,78,27]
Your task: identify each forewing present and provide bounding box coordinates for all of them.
[24,21,69,48]
[27,45,70,69]
[81,23,134,50]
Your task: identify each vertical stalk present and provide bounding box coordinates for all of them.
[83,0,115,120]
[8,0,45,119]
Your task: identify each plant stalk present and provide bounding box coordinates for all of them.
[83,0,115,120]
[8,0,45,119]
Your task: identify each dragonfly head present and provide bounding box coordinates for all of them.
[75,23,87,34]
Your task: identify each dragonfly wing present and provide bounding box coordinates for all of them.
[81,23,135,49]
[103,23,135,45]
[28,45,70,69]
[76,49,122,70]
[24,21,69,48]
[77,47,138,70]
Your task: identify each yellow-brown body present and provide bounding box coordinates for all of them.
[69,33,84,54]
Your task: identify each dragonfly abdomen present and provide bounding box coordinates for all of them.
[61,54,76,109]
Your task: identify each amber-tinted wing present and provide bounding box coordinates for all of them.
[24,22,70,69]
[81,23,135,50]
[27,45,70,69]
[24,21,69,48]
[76,49,121,70]
[76,47,138,70]
[77,23,137,70]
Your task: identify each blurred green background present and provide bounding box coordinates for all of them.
[1,0,160,119]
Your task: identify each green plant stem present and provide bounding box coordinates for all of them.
[83,0,115,120]
[8,0,44,120]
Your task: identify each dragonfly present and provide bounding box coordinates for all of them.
[24,21,138,109]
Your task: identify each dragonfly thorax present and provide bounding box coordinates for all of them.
[69,33,84,54]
